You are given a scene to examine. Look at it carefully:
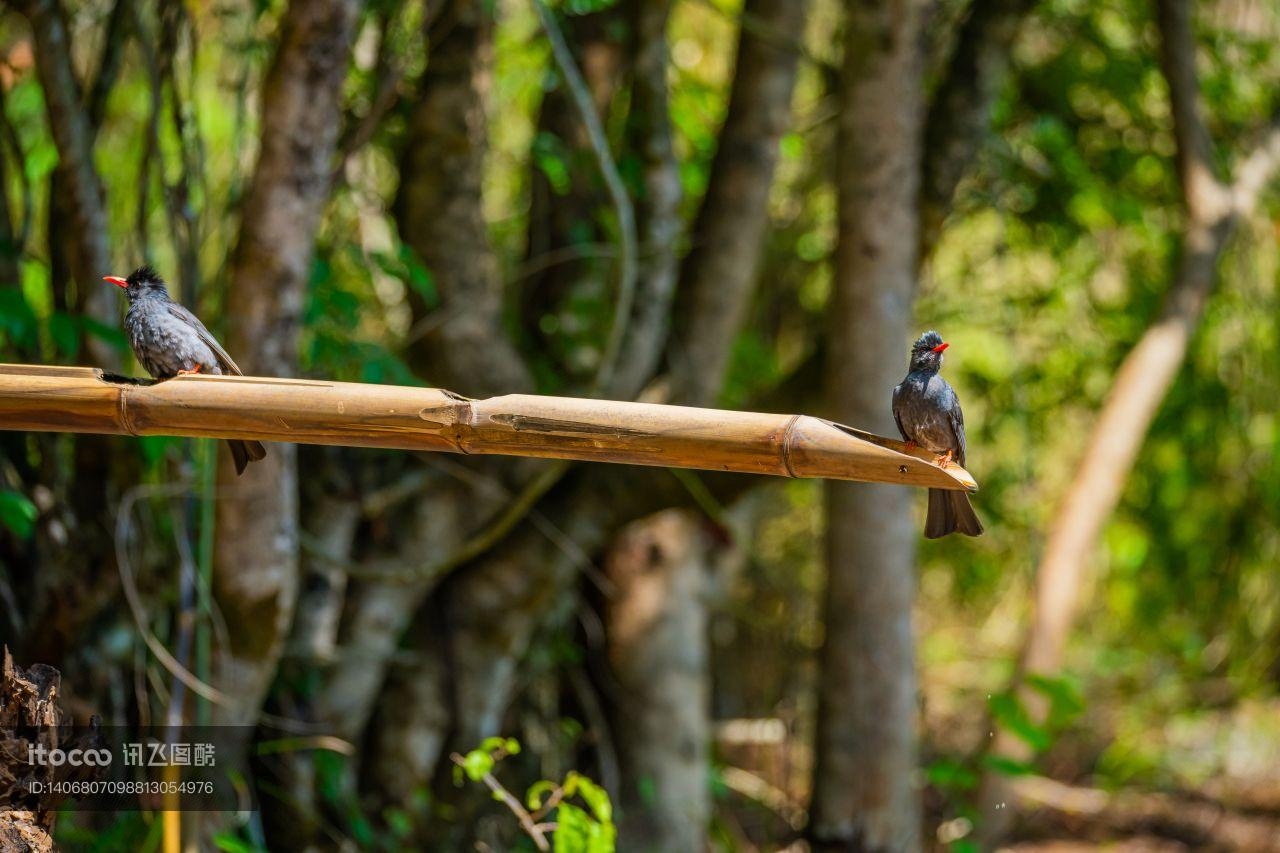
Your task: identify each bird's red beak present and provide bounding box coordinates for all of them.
[931,341,949,353]
[103,275,128,288]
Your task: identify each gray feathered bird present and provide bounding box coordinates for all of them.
[105,266,266,476]
[892,331,983,538]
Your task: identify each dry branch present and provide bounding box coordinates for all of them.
[0,364,976,491]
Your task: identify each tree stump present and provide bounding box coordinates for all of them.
[0,647,102,853]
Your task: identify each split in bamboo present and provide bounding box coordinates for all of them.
[0,364,977,491]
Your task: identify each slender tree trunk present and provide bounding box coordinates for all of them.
[919,0,1038,259]
[214,0,360,724]
[979,0,1280,840]
[362,614,452,816]
[15,0,117,370]
[810,0,931,849]
[670,0,809,407]
[396,0,533,396]
[605,510,726,852]
[610,0,681,399]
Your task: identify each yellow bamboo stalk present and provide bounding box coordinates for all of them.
[0,364,976,491]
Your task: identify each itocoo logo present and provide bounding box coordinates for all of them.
[27,744,113,767]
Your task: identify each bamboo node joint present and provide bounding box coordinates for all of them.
[118,386,139,436]
[780,414,802,479]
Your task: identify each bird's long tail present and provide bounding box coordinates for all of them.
[925,488,983,539]
[227,439,267,476]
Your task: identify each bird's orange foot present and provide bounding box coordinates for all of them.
[176,366,203,376]
[904,440,917,451]
[932,450,953,468]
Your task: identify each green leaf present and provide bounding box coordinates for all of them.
[0,490,37,539]
[532,132,572,195]
[527,780,558,811]
[25,139,58,183]
[479,736,508,754]
[926,758,979,792]
[585,820,616,853]
[383,808,413,839]
[400,246,435,304]
[568,772,612,823]
[462,749,494,782]
[1025,674,1085,724]
[212,834,265,853]
[553,802,591,853]
[989,692,1051,752]
[313,749,351,805]
[980,754,1037,778]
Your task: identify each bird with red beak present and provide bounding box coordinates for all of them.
[105,266,266,475]
[891,330,983,538]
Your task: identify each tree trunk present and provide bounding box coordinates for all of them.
[15,0,117,370]
[919,0,1038,259]
[670,0,809,407]
[610,0,681,399]
[361,614,452,816]
[605,510,726,852]
[396,0,533,397]
[810,0,931,849]
[214,0,360,724]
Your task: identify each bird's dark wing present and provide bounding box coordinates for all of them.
[165,302,244,376]
[891,383,910,442]
[948,392,968,467]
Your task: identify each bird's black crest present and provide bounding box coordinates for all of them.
[912,330,944,351]
[126,265,163,287]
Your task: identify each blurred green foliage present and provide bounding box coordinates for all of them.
[456,737,616,853]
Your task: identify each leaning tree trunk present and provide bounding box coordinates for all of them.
[978,0,1280,841]
[810,0,931,850]
[214,0,360,725]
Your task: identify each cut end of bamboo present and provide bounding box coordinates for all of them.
[786,417,978,492]
[0,364,980,491]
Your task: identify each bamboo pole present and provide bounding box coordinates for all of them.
[0,364,976,491]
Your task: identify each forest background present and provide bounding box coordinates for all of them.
[1,0,1279,849]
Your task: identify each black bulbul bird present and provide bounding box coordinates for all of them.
[892,330,983,538]
[104,266,266,476]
